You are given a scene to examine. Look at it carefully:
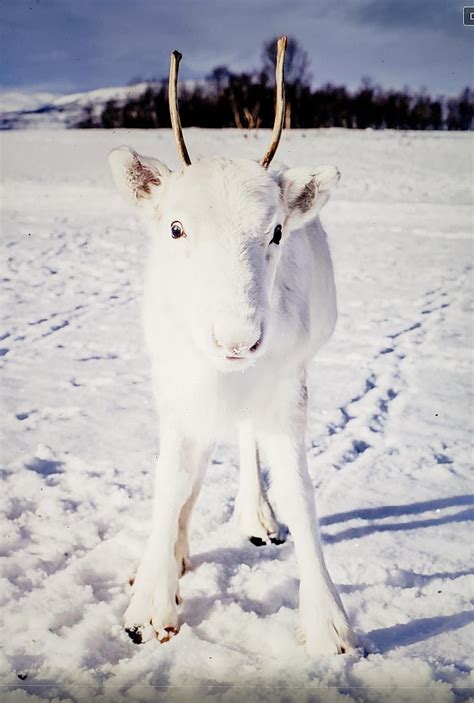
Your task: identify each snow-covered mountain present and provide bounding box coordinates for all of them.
[0,91,59,113]
[0,83,158,129]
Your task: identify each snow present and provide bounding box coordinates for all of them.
[0,92,59,114]
[0,128,473,702]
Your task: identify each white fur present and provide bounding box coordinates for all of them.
[109,146,357,655]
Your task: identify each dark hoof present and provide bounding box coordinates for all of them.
[249,536,266,547]
[125,626,143,644]
[270,535,285,545]
[270,525,288,545]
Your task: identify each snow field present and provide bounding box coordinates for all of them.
[0,128,473,702]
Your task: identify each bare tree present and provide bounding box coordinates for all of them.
[262,35,311,88]
[206,66,231,95]
[262,36,311,127]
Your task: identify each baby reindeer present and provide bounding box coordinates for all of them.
[108,37,357,656]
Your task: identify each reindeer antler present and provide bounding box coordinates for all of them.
[169,50,192,167]
[169,39,286,169]
[260,35,287,169]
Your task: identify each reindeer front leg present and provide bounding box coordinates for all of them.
[124,426,211,644]
[259,379,357,656]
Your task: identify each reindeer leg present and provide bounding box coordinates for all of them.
[124,426,211,644]
[258,375,357,656]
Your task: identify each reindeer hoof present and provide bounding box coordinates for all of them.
[249,528,287,547]
[125,626,143,644]
[270,535,285,545]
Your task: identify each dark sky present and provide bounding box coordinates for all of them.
[1,0,472,96]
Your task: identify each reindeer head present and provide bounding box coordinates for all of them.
[109,38,340,372]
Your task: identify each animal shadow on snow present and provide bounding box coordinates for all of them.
[368,610,474,654]
[320,495,474,654]
[320,494,474,544]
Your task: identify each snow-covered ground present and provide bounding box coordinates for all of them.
[0,129,473,702]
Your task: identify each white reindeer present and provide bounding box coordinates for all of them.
[108,37,357,656]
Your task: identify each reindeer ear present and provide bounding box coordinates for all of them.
[108,146,171,205]
[280,165,340,230]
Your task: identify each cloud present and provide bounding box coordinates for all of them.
[350,0,462,34]
[0,0,471,96]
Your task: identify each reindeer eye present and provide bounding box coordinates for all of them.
[270,224,282,246]
[171,221,185,239]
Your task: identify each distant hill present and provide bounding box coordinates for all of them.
[0,83,160,129]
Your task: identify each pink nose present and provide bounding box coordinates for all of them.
[213,329,263,357]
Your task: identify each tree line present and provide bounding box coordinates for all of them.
[77,37,473,131]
